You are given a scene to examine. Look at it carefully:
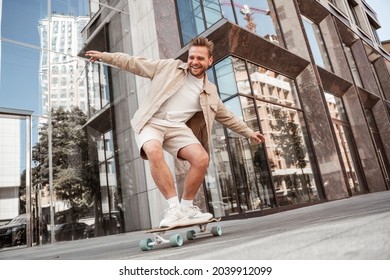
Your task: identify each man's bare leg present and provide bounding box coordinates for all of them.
[142,140,177,199]
[142,140,189,227]
[177,143,209,200]
[178,143,213,222]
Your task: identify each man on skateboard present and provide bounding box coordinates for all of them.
[86,37,265,228]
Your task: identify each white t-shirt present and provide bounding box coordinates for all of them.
[151,73,203,127]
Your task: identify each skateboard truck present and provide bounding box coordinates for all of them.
[139,218,222,251]
[140,232,184,251]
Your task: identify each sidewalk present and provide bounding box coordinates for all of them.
[1,191,389,260]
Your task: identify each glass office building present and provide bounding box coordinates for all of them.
[1,0,389,247]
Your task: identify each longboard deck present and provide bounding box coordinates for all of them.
[146,217,221,233]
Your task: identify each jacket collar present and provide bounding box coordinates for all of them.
[203,77,214,95]
[178,62,213,95]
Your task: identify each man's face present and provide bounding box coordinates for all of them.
[187,46,213,78]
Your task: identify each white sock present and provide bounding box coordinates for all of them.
[181,199,193,208]
[167,196,180,207]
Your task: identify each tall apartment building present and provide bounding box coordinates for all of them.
[38,14,90,115]
[79,0,390,232]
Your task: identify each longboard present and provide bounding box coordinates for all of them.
[139,217,222,251]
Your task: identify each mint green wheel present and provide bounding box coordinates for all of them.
[211,226,222,236]
[169,234,183,247]
[139,238,153,251]
[186,230,196,240]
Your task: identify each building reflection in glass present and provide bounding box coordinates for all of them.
[325,92,365,195]
[205,55,320,216]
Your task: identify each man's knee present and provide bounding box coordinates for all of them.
[196,150,210,170]
[143,140,163,160]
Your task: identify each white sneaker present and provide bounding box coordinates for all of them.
[159,204,189,228]
[182,205,213,225]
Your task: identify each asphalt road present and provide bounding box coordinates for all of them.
[1,191,390,260]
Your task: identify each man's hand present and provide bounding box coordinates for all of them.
[85,50,103,63]
[251,131,265,144]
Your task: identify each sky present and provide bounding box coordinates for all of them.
[365,0,390,41]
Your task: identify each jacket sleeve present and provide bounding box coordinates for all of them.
[100,52,162,79]
[215,99,254,138]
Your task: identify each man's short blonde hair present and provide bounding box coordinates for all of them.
[189,36,214,57]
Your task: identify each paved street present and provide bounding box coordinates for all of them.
[1,191,390,260]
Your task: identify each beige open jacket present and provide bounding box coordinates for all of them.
[100,52,254,159]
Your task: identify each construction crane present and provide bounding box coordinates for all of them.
[220,0,270,33]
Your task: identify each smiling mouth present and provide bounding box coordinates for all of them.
[191,65,202,70]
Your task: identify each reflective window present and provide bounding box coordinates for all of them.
[347,0,362,28]
[343,44,363,87]
[0,0,117,245]
[261,101,320,205]
[302,16,333,72]
[220,0,282,45]
[207,55,321,213]
[176,0,281,45]
[226,97,275,211]
[247,62,301,108]
[364,108,390,189]
[214,57,238,100]
[207,121,238,216]
[329,0,348,15]
[325,92,366,195]
[97,131,122,234]
[325,93,348,122]
[176,0,223,45]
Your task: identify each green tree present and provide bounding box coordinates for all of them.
[268,108,311,200]
[32,107,98,222]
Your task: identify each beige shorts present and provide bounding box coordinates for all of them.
[134,121,201,160]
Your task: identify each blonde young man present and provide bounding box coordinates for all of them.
[86,37,265,228]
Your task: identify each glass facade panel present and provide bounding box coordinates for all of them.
[1,0,48,46]
[87,63,111,115]
[206,102,275,216]
[206,121,239,216]
[260,101,320,205]
[1,42,41,113]
[219,0,281,44]
[325,93,366,195]
[333,123,365,195]
[329,0,348,15]
[225,97,275,211]
[214,57,238,100]
[302,16,333,72]
[177,0,223,45]
[247,62,301,108]
[208,55,321,213]
[347,1,361,27]
[365,108,390,190]
[203,0,223,28]
[343,44,363,87]
[324,92,348,122]
[0,0,121,245]
[177,0,281,46]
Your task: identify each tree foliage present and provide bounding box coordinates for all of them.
[32,107,99,221]
[268,108,307,169]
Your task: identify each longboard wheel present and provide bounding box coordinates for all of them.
[139,238,153,251]
[186,230,196,240]
[211,226,222,236]
[169,234,183,247]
